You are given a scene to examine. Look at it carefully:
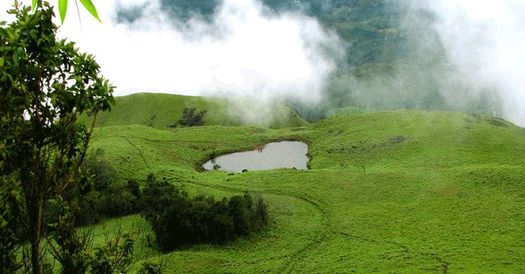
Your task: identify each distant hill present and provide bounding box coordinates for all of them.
[118,0,412,71]
[83,93,307,129]
[115,1,499,121]
[263,0,413,68]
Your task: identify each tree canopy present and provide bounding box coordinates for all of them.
[0,2,113,273]
[32,0,101,23]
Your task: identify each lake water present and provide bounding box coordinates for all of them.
[203,141,309,173]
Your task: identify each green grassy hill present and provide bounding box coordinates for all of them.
[83,93,307,129]
[88,110,525,273]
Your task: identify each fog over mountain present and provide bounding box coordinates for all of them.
[59,0,340,106]
[421,0,525,125]
[1,0,525,125]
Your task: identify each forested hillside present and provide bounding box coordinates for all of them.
[119,0,413,70]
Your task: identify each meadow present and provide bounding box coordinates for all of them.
[87,94,525,273]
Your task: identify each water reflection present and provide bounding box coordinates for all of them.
[203,141,308,173]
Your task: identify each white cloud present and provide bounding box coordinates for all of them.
[5,1,525,125]
[421,0,525,125]
[2,0,340,105]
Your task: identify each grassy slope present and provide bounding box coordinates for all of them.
[89,110,525,273]
[83,93,307,129]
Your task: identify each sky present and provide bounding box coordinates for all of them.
[1,0,525,125]
[0,0,340,104]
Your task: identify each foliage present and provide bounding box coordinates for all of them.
[0,179,23,273]
[90,231,135,274]
[83,149,117,191]
[0,2,113,273]
[32,0,101,23]
[95,183,142,218]
[141,174,268,252]
[77,150,142,224]
[48,198,135,274]
[172,107,207,128]
[48,198,91,274]
[137,262,164,274]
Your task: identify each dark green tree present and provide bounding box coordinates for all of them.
[141,174,268,252]
[171,107,207,127]
[0,2,114,273]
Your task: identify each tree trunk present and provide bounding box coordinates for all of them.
[28,195,44,274]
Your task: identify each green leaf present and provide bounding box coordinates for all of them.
[32,0,38,10]
[79,0,101,22]
[59,0,68,24]
[0,57,4,68]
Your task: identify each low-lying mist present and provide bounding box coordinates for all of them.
[424,0,525,126]
[1,0,524,126]
[316,0,525,126]
[45,0,341,126]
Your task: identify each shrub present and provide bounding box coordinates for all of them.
[170,107,207,127]
[0,182,23,273]
[141,174,268,252]
[56,150,143,226]
[127,179,141,198]
[84,149,117,191]
[96,186,141,217]
[89,232,135,274]
[84,151,142,219]
[138,262,163,274]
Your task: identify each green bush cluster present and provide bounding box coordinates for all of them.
[72,153,269,253]
[137,262,164,274]
[170,107,207,128]
[141,175,268,252]
[81,151,142,223]
[46,150,142,227]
